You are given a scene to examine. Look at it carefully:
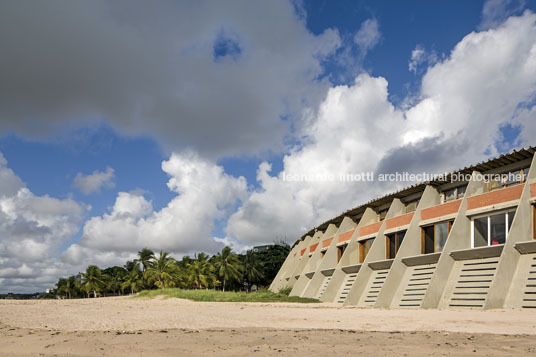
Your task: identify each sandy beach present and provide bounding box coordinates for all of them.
[1,296,535,356]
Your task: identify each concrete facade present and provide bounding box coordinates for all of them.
[269,147,536,309]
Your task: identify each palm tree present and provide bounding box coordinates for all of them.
[243,250,264,292]
[80,265,107,298]
[135,248,155,272]
[214,246,242,292]
[186,254,216,289]
[122,268,143,294]
[144,251,177,289]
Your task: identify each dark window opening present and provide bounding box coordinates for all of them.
[359,238,374,264]
[386,230,406,259]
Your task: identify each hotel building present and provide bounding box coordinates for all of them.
[270,147,536,309]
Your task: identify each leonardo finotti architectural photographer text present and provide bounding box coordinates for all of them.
[281,171,526,183]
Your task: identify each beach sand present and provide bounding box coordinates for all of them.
[1,296,535,356]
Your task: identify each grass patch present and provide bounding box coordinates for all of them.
[135,288,320,303]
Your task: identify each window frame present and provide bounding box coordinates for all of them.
[358,238,374,264]
[337,243,347,263]
[532,204,535,240]
[441,185,467,203]
[385,230,406,259]
[470,209,516,248]
[420,220,453,254]
[486,169,528,192]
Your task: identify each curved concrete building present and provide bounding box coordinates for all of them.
[270,147,536,309]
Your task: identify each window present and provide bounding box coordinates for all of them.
[441,185,467,203]
[385,230,406,259]
[379,209,388,220]
[532,204,535,240]
[359,238,374,263]
[405,200,419,213]
[472,210,516,247]
[421,220,453,254]
[337,244,347,263]
[320,250,326,259]
[487,169,528,192]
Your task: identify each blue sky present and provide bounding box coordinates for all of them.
[1,0,536,292]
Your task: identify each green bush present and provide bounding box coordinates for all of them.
[135,288,319,303]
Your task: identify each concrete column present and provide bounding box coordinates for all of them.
[290,225,338,296]
[421,171,487,309]
[375,185,440,308]
[301,217,357,298]
[322,208,378,303]
[344,198,406,306]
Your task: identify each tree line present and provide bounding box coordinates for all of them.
[54,243,289,298]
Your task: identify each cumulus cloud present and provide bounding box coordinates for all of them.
[0,0,339,158]
[226,11,536,244]
[408,45,439,74]
[74,167,115,195]
[62,151,248,267]
[480,0,526,29]
[354,18,381,54]
[0,153,87,292]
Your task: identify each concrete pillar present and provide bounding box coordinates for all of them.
[421,171,487,309]
[322,208,378,303]
[344,198,406,306]
[375,185,440,308]
[300,217,357,299]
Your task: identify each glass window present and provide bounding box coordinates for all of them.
[406,200,419,213]
[387,234,396,259]
[507,210,515,233]
[337,244,347,263]
[533,205,536,240]
[473,216,488,247]
[359,238,374,263]
[490,213,506,245]
[523,168,529,182]
[422,221,452,254]
[436,222,450,252]
[386,230,405,259]
[472,209,516,247]
[423,225,435,254]
[456,185,467,199]
[445,188,456,202]
[379,210,387,220]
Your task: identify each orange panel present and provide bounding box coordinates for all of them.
[309,243,319,253]
[300,248,306,256]
[467,185,523,210]
[293,252,296,257]
[385,213,414,230]
[321,237,334,248]
[359,221,383,237]
[531,183,536,198]
[420,200,462,221]
[337,229,355,243]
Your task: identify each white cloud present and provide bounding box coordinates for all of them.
[74,167,115,195]
[0,153,88,292]
[408,45,438,74]
[480,0,526,30]
[354,18,381,53]
[62,151,248,267]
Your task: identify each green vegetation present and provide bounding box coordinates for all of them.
[135,288,319,303]
[51,243,290,298]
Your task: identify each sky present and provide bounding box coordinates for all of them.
[1,0,536,293]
